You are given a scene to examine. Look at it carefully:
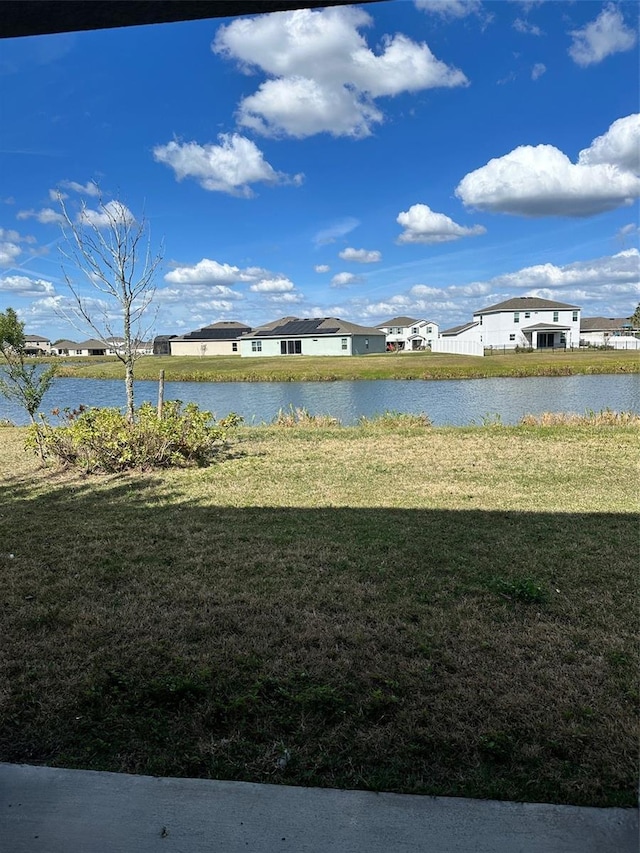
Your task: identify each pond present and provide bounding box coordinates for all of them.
[0,373,638,426]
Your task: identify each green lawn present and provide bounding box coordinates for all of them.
[0,421,637,806]
[50,348,640,382]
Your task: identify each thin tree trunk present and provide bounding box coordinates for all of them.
[125,359,135,423]
[157,369,165,420]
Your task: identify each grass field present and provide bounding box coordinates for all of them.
[50,348,640,383]
[0,420,637,806]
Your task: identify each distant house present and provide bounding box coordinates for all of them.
[472,297,581,349]
[71,339,108,357]
[153,335,178,356]
[24,334,51,355]
[52,339,79,356]
[168,321,252,356]
[105,336,153,356]
[376,316,439,351]
[580,317,637,346]
[239,317,386,357]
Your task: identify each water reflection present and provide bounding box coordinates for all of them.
[0,373,638,427]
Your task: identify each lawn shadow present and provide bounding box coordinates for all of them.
[0,476,636,807]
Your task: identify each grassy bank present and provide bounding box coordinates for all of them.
[0,421,637,806]
[51,348,640,382]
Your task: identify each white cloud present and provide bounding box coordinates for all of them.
[313,217,359,246]
[266,291,304,303]
[330,271,364,288]
[396,203,486,243]
[249,276,295,293]
[156,285,244,304]
[617,222,640,240]
[513,18,542,36]
[338,247,382,263]
[314,264,330,273]
[578,114,640,174]
[16,207,65,225]
[456,115,640,217]
[0,227,35,244]
[58,180,100,197]
[213,7,467,139]
[77,200,135,229]
[569,3,637,67]
[165,259,257,287]
[415,1,483,18]
[0,241,21,265]
[0,275,55,295]
[487,249,640,292]
[324,249,639,327]
[531,62,546,80]
[153,134,302,197]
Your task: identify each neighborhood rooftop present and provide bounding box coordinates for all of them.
[246,317,384,339]
[475,297,580,314]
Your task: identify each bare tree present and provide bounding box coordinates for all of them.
[58,191,163,422]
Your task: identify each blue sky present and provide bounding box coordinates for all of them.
[1,0,638,340]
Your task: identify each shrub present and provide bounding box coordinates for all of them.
[520,409,640,427]
[26,401,231,472]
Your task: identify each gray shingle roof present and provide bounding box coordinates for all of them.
[580,317,631,332]
[441,321,479,336]
[377,316,419,328]
[475,297,579,314]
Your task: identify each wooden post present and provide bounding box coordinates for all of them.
[157,369,165,420]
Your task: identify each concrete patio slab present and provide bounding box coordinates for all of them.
[1,763,637,853]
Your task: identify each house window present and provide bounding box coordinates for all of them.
[365,338,369,349]
[75,350,82,355]
[572,311,578,322]
[479,315,483,325]
[281,340,302,355]
[251,340,262,352]
[412,327,418,334]
[514,312,519,323]
[232,342,238,352]
[509,334,516,341]
[524,312,530,318]
[341,338,348,350]
[427,327,432,334]
[553,311,559,322]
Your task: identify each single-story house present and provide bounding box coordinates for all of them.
[580,317,637,346]
[52,339,79,356]
[376,316,439,351]
[168,321,252,356]
[105,336,154,356]
[24,334,51,355]
[239,317,386,357]
[472,297,581,349]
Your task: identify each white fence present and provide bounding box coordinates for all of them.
[606,336,640,350]
[431,339,484,357]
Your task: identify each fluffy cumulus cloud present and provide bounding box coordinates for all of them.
[456,114,640,217]
[78,201,135,228]
[164,259,263,287]
[486,249,640,293]
[396,203,486,244]
[265,291,304,304]
[330,271,364,288]
[153,134,303,197]
[17,207,65,225]
[213,7,467,139]
[415,1,483,19]
[332,248,639,328]
[578,114,640,174]
[314,264,330,273]
[569,4,637,67]
[0,240,22,265]
[0,275,55,295]
[338,247,381,263]
[249,276,295,293]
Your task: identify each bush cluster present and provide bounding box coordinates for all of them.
[27,401,239,472]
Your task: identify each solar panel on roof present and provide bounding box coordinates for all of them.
[256,319,340,337]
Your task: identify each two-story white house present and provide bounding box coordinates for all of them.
[24,334,51,355]
[474,297,580,349]
[376,316,439,351]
